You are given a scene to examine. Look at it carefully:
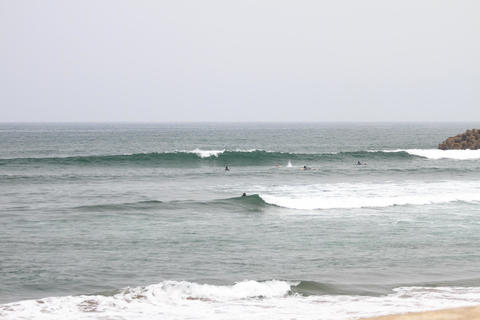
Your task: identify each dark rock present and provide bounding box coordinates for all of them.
[438,129,480,150]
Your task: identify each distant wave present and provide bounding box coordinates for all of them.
[73,195,269,213]
[0,149,417,167]
[2,280,480,320]
[2,148,479,168]
[75,200,165,212]
[380,149,480,160]
[72,180,480,213]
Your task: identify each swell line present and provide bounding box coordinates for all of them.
[0,150,417,167]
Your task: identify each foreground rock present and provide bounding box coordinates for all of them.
[438,129,480,150]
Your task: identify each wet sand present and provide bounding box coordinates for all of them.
[362,305,480,320]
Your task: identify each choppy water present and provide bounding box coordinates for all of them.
[1,122,480,320]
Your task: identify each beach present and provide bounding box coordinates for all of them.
[363,305,480,320]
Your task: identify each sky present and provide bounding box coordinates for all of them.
[1,0,479,122]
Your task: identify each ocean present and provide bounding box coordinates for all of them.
[1,122,480,320]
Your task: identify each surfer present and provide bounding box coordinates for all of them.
[225,165,230,171]
[357,161,362,165]
[303,165,311,170]
[242,193,247,197]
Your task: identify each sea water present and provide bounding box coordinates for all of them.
[1,122,480,319]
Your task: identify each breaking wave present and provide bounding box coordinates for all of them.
[2,280,480,320]
[2,148,478,168]
[0,149,417,167]
[381,149,480,160]
[256,180,480,210]
[72,180,480,213]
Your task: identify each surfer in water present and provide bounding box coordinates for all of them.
[242,193,247,197]
[225,165,230,171]
[303,165,311,170]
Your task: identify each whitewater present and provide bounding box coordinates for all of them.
[257,180,480,210]
[381,149,480,160]
[3,281,480,320]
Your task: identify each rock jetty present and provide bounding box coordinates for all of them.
[438,129,480,150]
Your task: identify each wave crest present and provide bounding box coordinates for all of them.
[72,181,480,213]
[0,149,417,167]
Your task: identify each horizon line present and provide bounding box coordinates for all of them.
[1,120,480,124]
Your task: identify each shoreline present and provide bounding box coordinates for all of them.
[361,305,480,320]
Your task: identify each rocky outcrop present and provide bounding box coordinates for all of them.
[438,129,480,150]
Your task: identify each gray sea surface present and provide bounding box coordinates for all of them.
[1,123,480,318]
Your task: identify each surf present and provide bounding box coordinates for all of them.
[2,280,480,320]
[380,149,480,160]
[256,180,480,210]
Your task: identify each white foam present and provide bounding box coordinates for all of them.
[382,149,480,160]
[186,149,261,158]
[287,160,293,167]
[188,149,226,158]
[187,148,480,160]
[257,181,480,210]
[2,281,480,320]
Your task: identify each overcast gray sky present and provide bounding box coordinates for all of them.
[1,0,478,122]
